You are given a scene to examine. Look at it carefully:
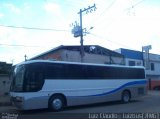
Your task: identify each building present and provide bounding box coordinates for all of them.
[116,48,160,90]
[30,45,125,65]
[144,53,160,90]
[116,48,143,66]
[0,62,12,95]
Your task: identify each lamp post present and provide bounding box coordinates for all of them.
[142,45,152,69]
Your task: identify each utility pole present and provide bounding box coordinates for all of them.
[79,9,84,62]
[142,45,152,69]
[71,4,96,62]
[142,45,152,90]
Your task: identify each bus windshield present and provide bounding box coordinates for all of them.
[10,63,44,92]
[11,65,25,92]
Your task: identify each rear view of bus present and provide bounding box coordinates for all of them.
[10,60,147,111]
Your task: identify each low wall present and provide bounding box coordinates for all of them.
[0,75,11,95]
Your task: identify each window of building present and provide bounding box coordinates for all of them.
[136,61,142,66]
[129,61,135,66]
[151,63,155,71]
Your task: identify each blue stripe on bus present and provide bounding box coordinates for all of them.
[80,80,147,97]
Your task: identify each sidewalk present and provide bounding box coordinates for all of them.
[0,94,12,106]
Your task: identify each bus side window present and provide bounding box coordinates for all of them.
[25,65,44,92]
[64,64,84,79]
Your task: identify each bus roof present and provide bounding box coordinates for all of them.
[16,60,145,69]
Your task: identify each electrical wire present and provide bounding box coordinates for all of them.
[94,0,146,29]
[0,43,44,47]
[0,24,70,32]
[92,0,117,27]
[89,33,135,50]
[97,0,117,19]
[125,0,146,10]
[0,0,147,49]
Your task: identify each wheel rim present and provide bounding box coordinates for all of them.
[123,92,130,102]
[52,98,62,110]
[124,94,129,102]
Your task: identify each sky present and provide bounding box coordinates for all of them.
[0,0,160,64]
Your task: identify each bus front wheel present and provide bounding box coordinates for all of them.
[49,95,65,111]
[121,90,131,103]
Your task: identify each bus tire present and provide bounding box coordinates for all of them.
[121,90,131,103]
[49,95,65,111]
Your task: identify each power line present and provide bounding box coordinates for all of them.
[92,0,117,27]
[44,0,82,15]
[98,0,117,19]
[89,33,135,50]
[0,43,44,48]
[130,0,146,8]
[0,24,70,32]
[95,0,146,27]
[92,0,147,36]
[134,0,146,7]
[124,0,146,12]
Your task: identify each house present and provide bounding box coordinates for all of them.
[0,62,12,95]
[116,48,160,90]
[116,48,143,66]
[30,45,125,65]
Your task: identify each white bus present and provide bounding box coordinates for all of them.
[10,60,147,111]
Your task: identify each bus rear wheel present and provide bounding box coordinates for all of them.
[49,95,65,111]
[121,90,131,103]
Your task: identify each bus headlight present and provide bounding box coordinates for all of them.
[15,96,23,102]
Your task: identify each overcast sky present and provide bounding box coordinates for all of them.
[0,0,160,64]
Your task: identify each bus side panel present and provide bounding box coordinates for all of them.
[10,80,147,110]
[42,79,147,107]
[66,84,147,106]
[66,91,122,106]
[24,96,49,110]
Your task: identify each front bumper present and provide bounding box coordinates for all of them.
[10,96,24,110]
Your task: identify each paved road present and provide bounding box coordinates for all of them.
[0,91,160,119]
